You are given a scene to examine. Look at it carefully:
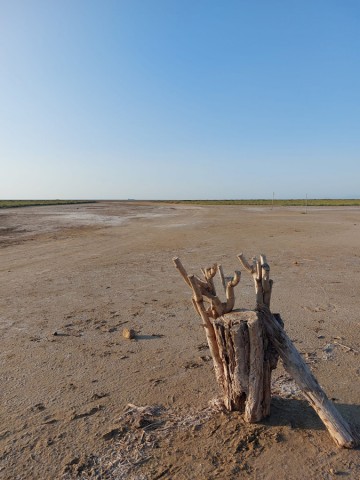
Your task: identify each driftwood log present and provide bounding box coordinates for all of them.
[173,254,358,448]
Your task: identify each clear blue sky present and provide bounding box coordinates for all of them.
[1,1,360,199]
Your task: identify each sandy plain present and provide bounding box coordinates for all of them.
[0,201,359,479]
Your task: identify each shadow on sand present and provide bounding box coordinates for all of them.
[263,396,360,445]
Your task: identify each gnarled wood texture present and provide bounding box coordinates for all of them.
[173,254,359,449]
[212,311,279,420]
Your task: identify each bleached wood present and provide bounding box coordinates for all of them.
[173,257,242,320]
[213,313,250,411]
[173,257,191,287]
[174,256,273,422]
[212,311,275,419]
[213,318,234,410]
[260,254,272,307]
[218,264,227,293]
[203,265,217,296]
[173,252,358,449]
[237,252,254,273]
[258,306,358,449]
[238,252,357,447]
[238,253,264,306]
[231,318,250,399]
[223,271,241,314]
[187,275,225,387]
[244,314,265,422]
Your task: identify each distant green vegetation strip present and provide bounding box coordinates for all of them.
[0,200,96,209]
[156,199,360,206]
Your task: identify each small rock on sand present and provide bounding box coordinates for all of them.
[122,328,135,340]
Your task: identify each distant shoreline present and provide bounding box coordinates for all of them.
[0,200,97,209]
[153,199,360,206]
[1,199,360,209]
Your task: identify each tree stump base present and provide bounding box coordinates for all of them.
[213,310,279,422]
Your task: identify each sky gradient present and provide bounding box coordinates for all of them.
[1,1,360,199]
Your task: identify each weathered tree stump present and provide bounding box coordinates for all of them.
[212,311,279,422]
[173,253,359,449]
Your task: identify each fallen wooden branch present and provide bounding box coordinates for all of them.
[258,307,357,448]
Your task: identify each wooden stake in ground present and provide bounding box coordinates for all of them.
[173,254,359,449]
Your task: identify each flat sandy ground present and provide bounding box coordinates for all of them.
[1,201,359,479]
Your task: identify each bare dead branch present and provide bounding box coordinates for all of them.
[256,258,262,281]
[223,271,241,314]
[203,265,217,296]
[237,253,254,274]
[187,277,225,387]
[229,270,241,287]
[238,253,265,306]
[260,254,272,307]
[217,264,226,293]
[173,257,191,287]
[187,275,203,303]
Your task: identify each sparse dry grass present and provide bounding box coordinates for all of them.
[154,199,360,206]
[63,401,224,480]
[0,200,95,209]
